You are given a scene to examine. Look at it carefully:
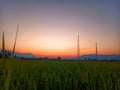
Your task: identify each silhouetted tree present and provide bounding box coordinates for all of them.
[58,57,61,60]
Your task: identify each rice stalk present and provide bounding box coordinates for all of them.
[1,31,6,90]
[2,31,5,66]
[11,24,19,59]
[5,24,19,90]
[5,61,12,90]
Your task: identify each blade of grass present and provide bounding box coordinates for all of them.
[6,24,19,90]
[1,31,6,90]
[2,31,5,66]
[5,60,12,90]
[2,31,5,68]
[11,24,19,59]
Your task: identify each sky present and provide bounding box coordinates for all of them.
[0,0,120,58]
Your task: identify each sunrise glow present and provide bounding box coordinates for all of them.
[0,0,120,58]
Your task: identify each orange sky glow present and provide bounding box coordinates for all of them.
[0,0,120,58]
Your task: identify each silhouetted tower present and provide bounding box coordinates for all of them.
[77,35,80,59]
[96,42,98,60]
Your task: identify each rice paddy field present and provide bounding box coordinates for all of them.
[0,60,120,90]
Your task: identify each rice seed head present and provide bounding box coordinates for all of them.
[2,31,5,59]
[11,24,19,59]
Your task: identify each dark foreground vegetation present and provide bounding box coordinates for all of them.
[0,60,120,90]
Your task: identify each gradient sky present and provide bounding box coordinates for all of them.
[0,0,120,58]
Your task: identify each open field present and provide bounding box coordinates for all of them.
[0,60,120,90]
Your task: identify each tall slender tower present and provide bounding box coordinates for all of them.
[77,35,80,59]
[96,42,98,60]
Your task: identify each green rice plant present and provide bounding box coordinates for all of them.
[1,31,6,90]
[6,24,19,90]
[0,31,11,90]
[2,31,5,66]
[0,60,120,90]
[6,61,120,90]
[5,60,12,90]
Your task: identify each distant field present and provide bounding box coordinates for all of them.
[0,60,120,90]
